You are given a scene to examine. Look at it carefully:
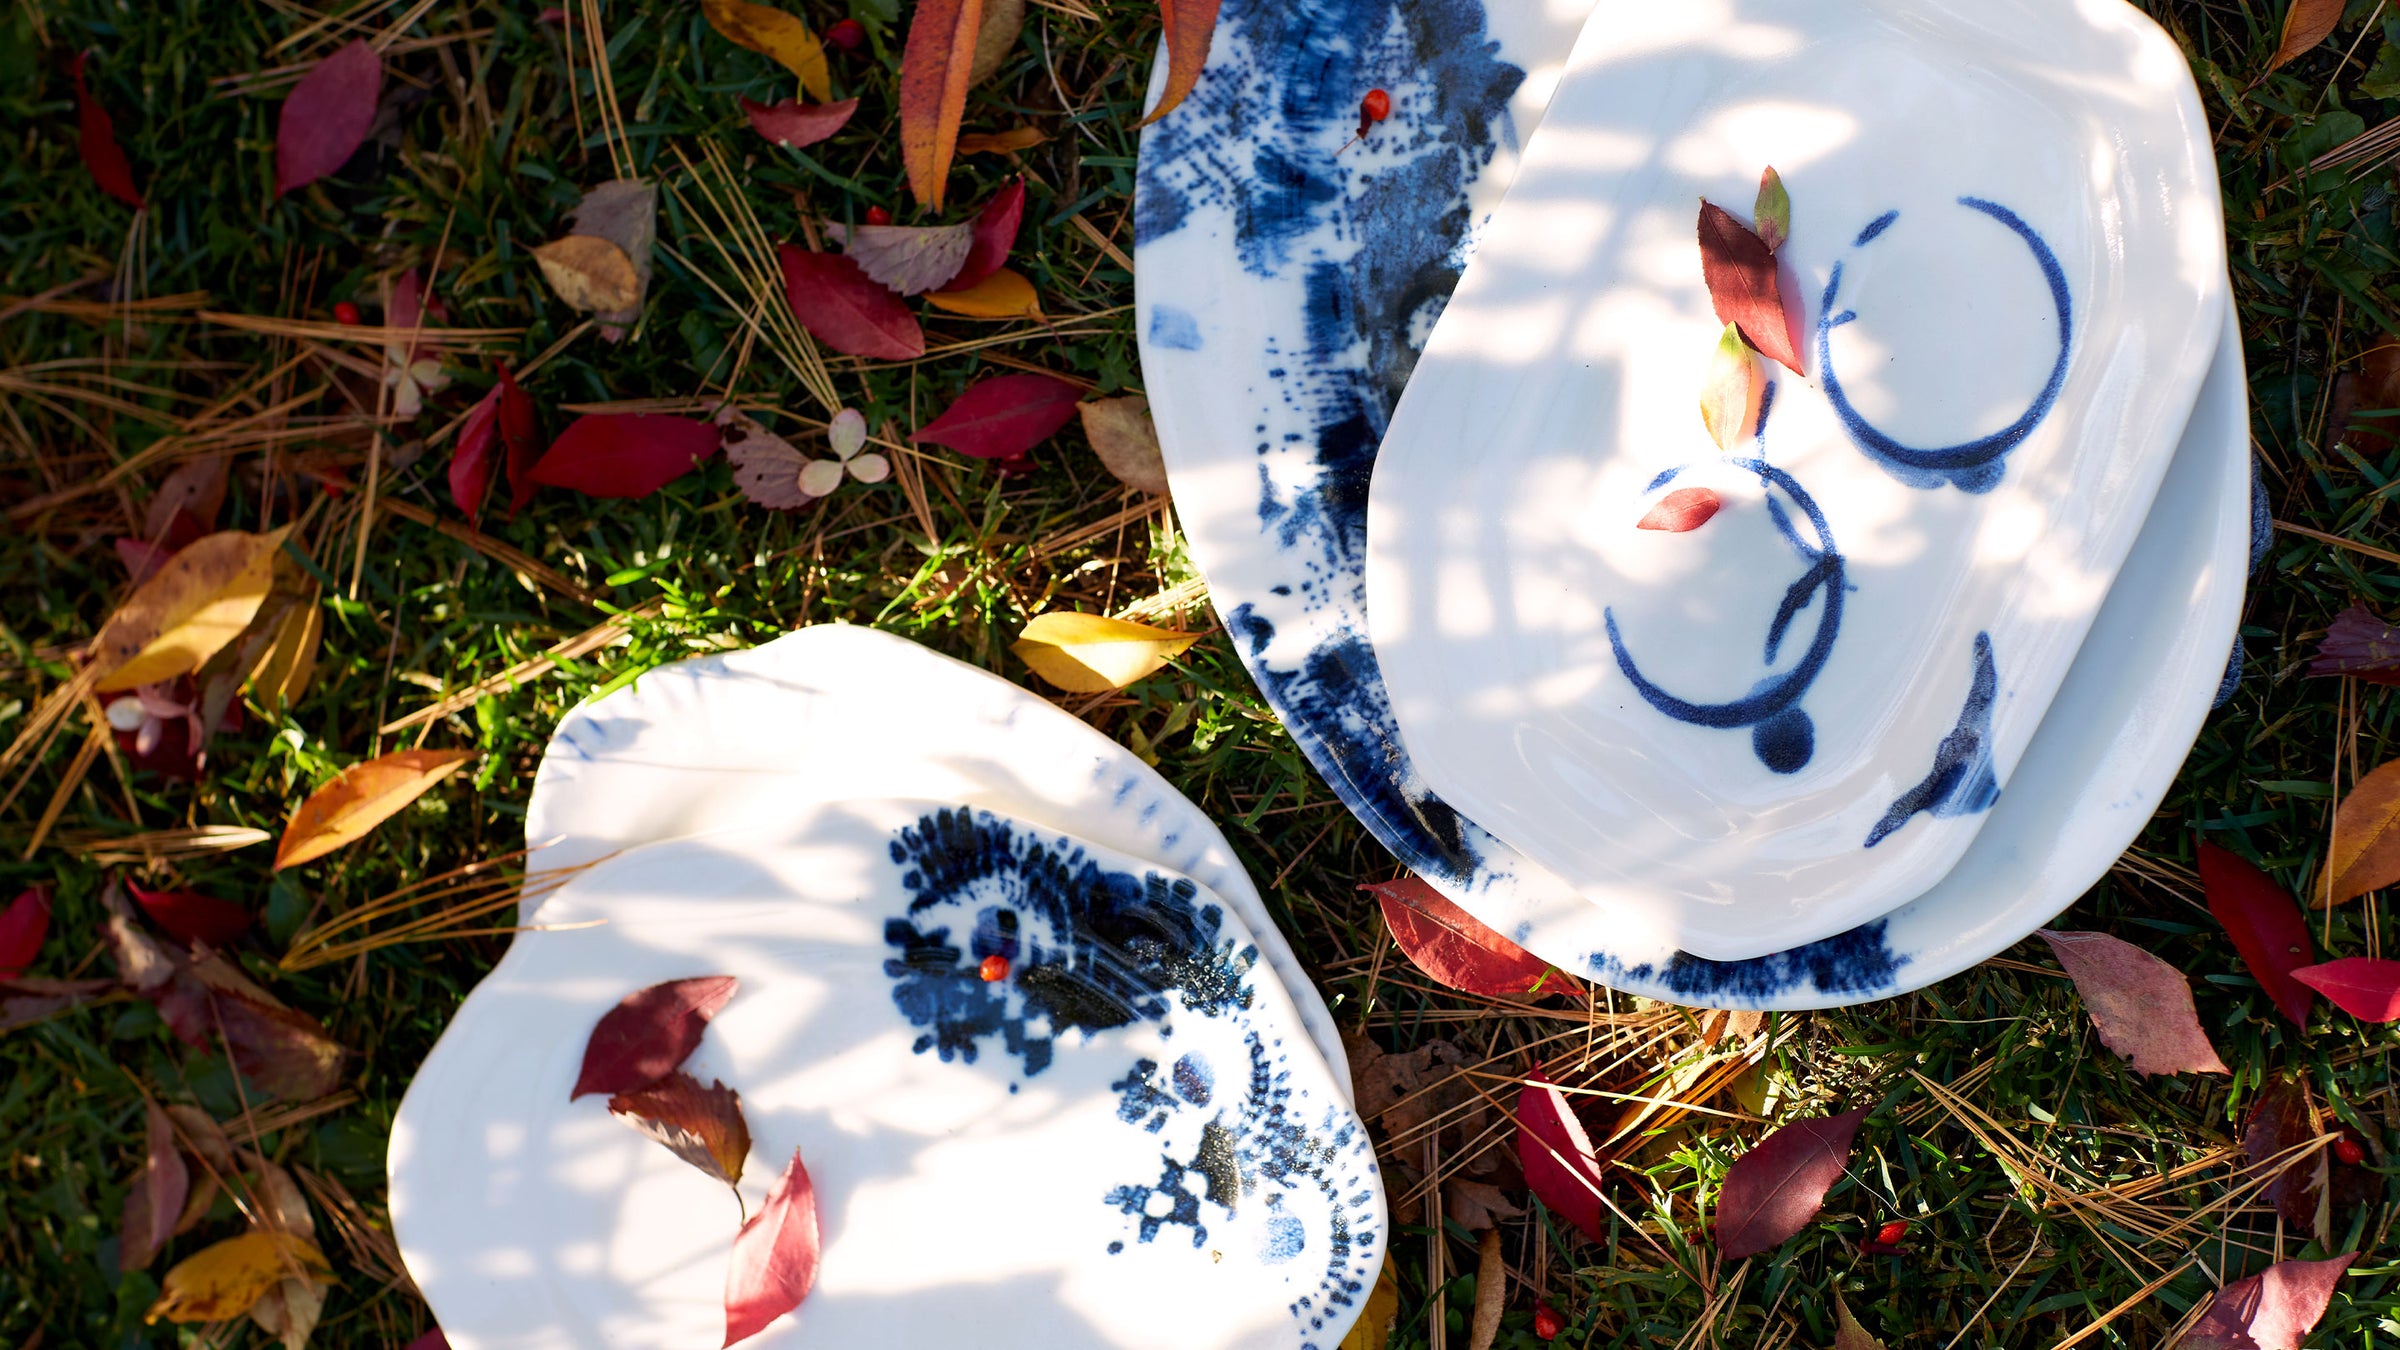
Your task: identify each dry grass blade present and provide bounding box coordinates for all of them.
[292,1165,417,1296]
[61,825,275,864]
[280,847,610,971]
[20,720,107,859]
[667,141,840,412]
[378,598,661,734]
[197,310,521,349]
[375,497,604,607]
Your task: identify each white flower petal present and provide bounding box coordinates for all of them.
[798,459,847,498]
[846,452,891,484]
[829,408,868,461]
[104,697,147,732]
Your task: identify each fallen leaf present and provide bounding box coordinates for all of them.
[1754,166,1789,254]
[1444,1178,1525,1230]
[1079,395,1168,495]
[129,883,252,949]
[575,976,740,1100]
[1365,876,1567,997]
[120,1099,189,1273]
[899,0,983,210]
[0,888,50,976]
[724,1146,822,1347]
[563,180,658,332]
[1697,201,1802,374]
[1351,1036,1470,1139]
[831,220,975,295]
[970,0,1026,83]
[937,178,1025,292]
[146,457,229,543]
[739,96,857,149]
[2244,1078,2331,1241]
[913,372,1083,461]
[275,40,381,196]
[92,528,293,692]
[1012,611,1198,693]
[166,1103,236,1173]
[274,748,477,870]
[609,1070,752,1187]
[1516,1064,1609,1242]
[2309,604,2400,685]
[2183,1253,2354,1350]
[1715,1107,1868,1259]
[958,126,1046,154]
[239,566,323,709]
[0,975,114,1033]
[2330,347,2400,456]
[1140,0,1225,126]
[101,906,352,1100]
[2037,930,2229,1076]
[2198,842,2316,1027]
[145,1231,328,1324]
[702,0,831,101]
[721,407,817,510]
[1338,1256,1400,1350]
[533,235,642,313]
[1833,1293,1889,1350]
[1467,1227,1505,1350]
[2290,957,2400,1021]
[450,381,504,517]
[779,245,927,360]
[2324,757,2400,905]
[1640,487,1722,533]
[404,1332,451,1350]
[922,266,1041,319]
[531,413,721,499]
[72,52,143,209]
[248,1269,329,1350]
[1699,323,1763,452]
[2269,0,2345,74]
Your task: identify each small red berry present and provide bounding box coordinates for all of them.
[979,954,1009,982]
[1356,88,1392,141]
[1875,1220,1909,1246]
[865,205,892,226]
[332,301,363,326]
[825,18,866,50]
[2335,1135,2368,1165]
[1532,1300,1564,1341]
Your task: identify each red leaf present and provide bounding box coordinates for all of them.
[2184,1253,2355,1350]
[2290,957,2400,1022]
[1714,1106,1867,1258]
[2309,604,2400,685]
[449,386,502,518]
[1514,1063,1609,1242]
[127,883,252,949]
[724,1146,822,1347]
[119,1099,188,1273]
[609,1070,752,1187]
[1140,0,1225,126]
[530,414,719,499]
[911,373,1083,462]
[2036,929,2230,1076]
[71,52,143,209]
[778,245,926,360]
[0,888,51,977]
[573,976,739,1100]
[456,365,545,519]
[1697,201,1801,375]
[937,178,1025,293]
[739,96,858,149]
[1638,487,1722,533]
[2198,842,2316,1027]
[1364,877,1571,997]
[403,1333,451,1350]
[495,366,546,516]
[275,39,382,197]
[2243,1079,2331,1238]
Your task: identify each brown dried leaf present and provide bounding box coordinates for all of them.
[958,127,1047,155]
[608,1070,751,1187]
[120,1100,189,1273]
[1079,395,1169,496]
[92,527,292,692]
[1833,1293,1890,1350]
[2324,757,2400,905]
[2269,0,2345,74]
[564,180,658,332]
[533,235,642,314]
[1443,1178,1524,1231]
[970,0,1026,84]
[720,407,816,511]
[1467,1227,1504,1350]
[2330,346,2400,457]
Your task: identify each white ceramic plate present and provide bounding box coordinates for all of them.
[1133,0,2247,1001]
[521,625,1348,1090]
[1361,0,2226,960]
[392,801,1384,1350]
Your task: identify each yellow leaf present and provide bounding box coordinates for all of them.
[144,1231,329,1325]
[699,0,831,101]
[924,267,1042,319]
[1698,321,1762,452]
[93,527,293,692]
[532,234,642,314]
[1339,1254,1400,1350]
[958,126,1047,155]
[246,581,323,707]
[275,749,477,871]
[2325,757,2400,905]
[1013,612,1198,693]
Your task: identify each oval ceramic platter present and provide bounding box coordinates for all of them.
[391,801,1384,1350]
[1361,0,2226,960]
[1133,0,2247,1003]
[520,625,1349,1089]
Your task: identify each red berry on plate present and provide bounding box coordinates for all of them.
[825,18,866,50]
[1532,1299,1564,1340]
[979,954,1009,982]
[866,205,892,226]
[332,301,363,326]
[1361,88,1392,123]
[2335,1135,2367,1165]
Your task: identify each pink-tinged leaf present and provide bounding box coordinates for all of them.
[938,178,1025,293]
[120,1099,189,1273]
[1699,323,1763,452]
[1514,1063,1609,1243]
[1697,200,1802,374]
[2290,958,2400,1022]
[1715,1107,1868,1259]
[911,373,1083,462]
[720,407,818,510]
[739,96,858,149]
[1754,167,1790,255]
[530,414,719,500]
[573,976,739,1100]
[71,53,143,209]
[724,1146,822,1347]
[275,40,382,197]
[1364,877,1575,997]
[2183,1253,2355,1350]
[449,385,503,518]
[2197,843,2315,1027]
[0,976,114,1034]
[0,888,51,976]
[127,883,251,949]
[778,245,926,360]
[2309,604,2400,685]
[102,883,345,1100]
[404,1332,451,1350]
[609,1070,752,1186]
[830,220,975,295]
[2037,929,2230,1075]
[1639,487,1722,533]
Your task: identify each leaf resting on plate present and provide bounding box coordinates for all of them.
[1640,487,1721,533]
[2037,929,2229,1076]
[1697,200,1801,373]
[724,1146,822,1347]
[1714,1107,1867,1258]
[574,976,740,1099]
[609,1070,752,1187]
[1364,876,1567,997]
[1699,324,1762,452]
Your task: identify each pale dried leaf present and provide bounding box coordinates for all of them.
[1079,396,1168,496]
[533,235,642,314]
[829,221,975,296]
[1012,611,1198,693]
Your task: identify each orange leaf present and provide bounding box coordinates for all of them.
[958,126,1046,155]
[899,0,985,211]
[2269,0,2344,74]
[2325,757,2400,906]
[1140,0,1224,126]
[274,749,476,870]
[923,266,1041,319]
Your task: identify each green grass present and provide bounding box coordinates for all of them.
[2,0,2398,1346]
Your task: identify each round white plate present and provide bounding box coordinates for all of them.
[521,624,1349,1089]
[392,800,1384,1350]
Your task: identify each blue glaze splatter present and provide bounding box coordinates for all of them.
[1150,305,1204,351]
[1865,633,2001,847]
[1589,918,1907,1000]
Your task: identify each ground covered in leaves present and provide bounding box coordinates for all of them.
[4,0,2400,1346]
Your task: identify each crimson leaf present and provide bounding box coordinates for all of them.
[275,40,382,197]
[778,245,925,360]
[911,373,1083,462]
[0,887,51,976]
[740,96,858,150]
[1697,200,1802,374]
[1364,877,1569,997]
[573,976,739,1100]
[2036,929,2229,1076]
[1715,1107,1867,1259]
[71,52,143,209]
[127,882,251,949]
[724,1146,822,1347]
[530,414,719,500]
[2243,1078,2332,1241]
[2309,603,2400,685]
[2183,1253,2355,1350]
[2197,842,2315,1026]
[449,383,502,519]
[938,178,1025,293]
[2289,957,2400,1022]
[1514,1064,1608,1243]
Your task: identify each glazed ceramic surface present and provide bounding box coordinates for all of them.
[1134,0,2246,1000]
[1361,0,2226,960]
[521,624,1349,1089]
[392,801,1383,1350]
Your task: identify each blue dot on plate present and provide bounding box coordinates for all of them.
[1259,1214,1305,1264]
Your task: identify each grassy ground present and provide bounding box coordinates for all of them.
[2,0,2398,1346]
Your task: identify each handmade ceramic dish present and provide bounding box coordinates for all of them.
[392,801,1384,1350]
[520,625,1349,1088]
[1135,0,2246,1000]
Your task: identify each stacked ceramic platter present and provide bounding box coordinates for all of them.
[388,627,1385,1349]
[1135,0,2251,1006]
